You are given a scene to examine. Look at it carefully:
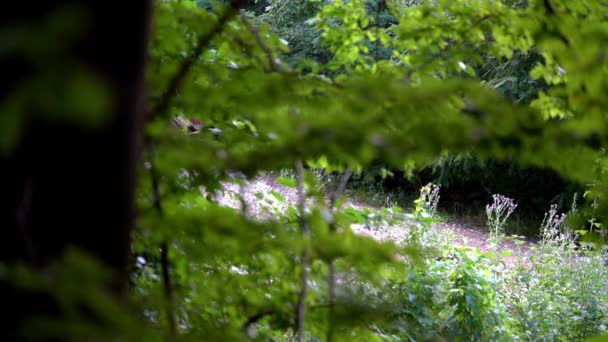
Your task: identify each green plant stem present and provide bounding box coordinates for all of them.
[294,160,309,342]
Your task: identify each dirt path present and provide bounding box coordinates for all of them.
[216,176,536,262]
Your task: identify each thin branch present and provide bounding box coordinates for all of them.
[149,151,164,215]
[160,241,176,339]
[232,35,268,68]
[147,144,177,340]
[149,1,244,120]
[294,159,309,342]
[239,16,354,95]
[329,166,353,211]
[240,15,356,96]
[240,14,292,73]
[326,166,353,342]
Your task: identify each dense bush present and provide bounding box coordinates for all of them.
[322,186,608,341]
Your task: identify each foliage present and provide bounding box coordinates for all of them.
[0,6,113,155]
[3,0,608,340]
[136,0,608,337]
[501,245,608,341]
[258,0,331,67]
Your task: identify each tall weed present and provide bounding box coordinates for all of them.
[486,194,517,241]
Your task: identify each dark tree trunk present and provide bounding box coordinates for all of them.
[0,1,151,340]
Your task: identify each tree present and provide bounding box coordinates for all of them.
[0,1,151,340]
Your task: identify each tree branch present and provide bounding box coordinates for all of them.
[329,166,353,211]
[543,0,556,15]
[326,166,353,342]
[149,1,244,120]
[240,14,291,73]
[160,241,176,339]
[147,144,177,340]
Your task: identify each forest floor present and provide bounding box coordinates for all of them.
[217,175,536,264]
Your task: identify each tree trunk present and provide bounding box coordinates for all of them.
[0,1,151,339]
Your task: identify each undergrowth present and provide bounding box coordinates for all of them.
[304,171,608,341]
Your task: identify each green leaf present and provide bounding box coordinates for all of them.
[270,191,285,203]
[276,176,296,188]
[499,250,513,258]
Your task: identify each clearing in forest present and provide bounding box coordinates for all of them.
[216,175,536,264]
